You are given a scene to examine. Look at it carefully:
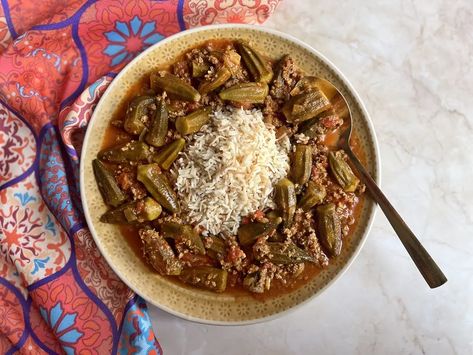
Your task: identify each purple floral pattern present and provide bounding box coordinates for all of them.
[0,104,36,187]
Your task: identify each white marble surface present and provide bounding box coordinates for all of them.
[149,1,473,353]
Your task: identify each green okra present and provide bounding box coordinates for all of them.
[219,82,269,103]
[291,144,312,186]
[237,217,282,247]
[316,203,342,256]
[274,178,297,228]
[137,164,180,213]
[124,96,155,135]
[179,267,228,292]
[152,138,185,170]
[150,72,200,102]
[145,98,168,148]
[98,141,151,163]
[237,42,273,83]
[92,159,126,207]
[328,151,359,192]
[175,108,211,135]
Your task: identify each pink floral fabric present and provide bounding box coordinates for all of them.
[0,0,280,353]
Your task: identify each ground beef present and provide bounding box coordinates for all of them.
[219,236,247,272]
[302,231,329,267]
[140,228,182,275]
[208,53,220,66]
[178,251,214,268]
[200,93,225,111]
[152,214,183,229]
[310,145,330,183]
[186,47,210,61]
[319,109,343,129]
[325,181,359,237]
[172,60,191,83]
[223,47,249,83]
[115,167,147,200]
[283,209,329,267]
[166,98,197,118]
[294,133,310,144]
[243,262,276,293]
[270,55,302,101]
[273,263,306,284]
[263,95,280,125]
[203,65,217,81]
[252,237,272,260]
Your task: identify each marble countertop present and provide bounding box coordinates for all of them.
[149,1,473,353]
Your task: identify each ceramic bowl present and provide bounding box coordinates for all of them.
[80,24,380,325]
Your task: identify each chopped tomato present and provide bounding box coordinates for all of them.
[253,210,265,221]
[241,216,251,224]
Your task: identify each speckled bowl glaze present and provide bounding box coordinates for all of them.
[80,24,380,325]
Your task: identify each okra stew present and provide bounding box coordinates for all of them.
[95,39,365,295]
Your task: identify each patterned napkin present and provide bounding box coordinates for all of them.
[0,1,280,353]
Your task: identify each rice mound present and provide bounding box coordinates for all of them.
[174,107,289,235]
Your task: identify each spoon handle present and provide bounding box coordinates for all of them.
[344,148,447,288]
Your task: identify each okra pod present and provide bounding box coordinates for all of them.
[298,108,339,138]
[257,242,315,264]
[175,107,211,135]
[236,42,273,83]
[297,117,318,138]
[138,127,148,142]
[179,267,228,292]
[282,88,331,123]
[298,181,326,211]
[100,197,161,224]
[123,199,162,223]
[266,210,281,220]
[237,217,282,247]
[100,202,135,224]
[98,141,151,163]
[152,138,185,170]
[204,235,226,256]
[124,96,155,135]
[290,76,337,100]
[291,145,312,186]
[145,98,168,147]
[316,204,342,256]
[150,72,201,102]
[123,205,138,222]
[328,151,359,192]
[219,82,269,103]
[192,61,209,78]
[137,164,180,213]
[222,49,241,76]
[92,159,126,207]
[160,222,205,255]
[139,197,162,221]
[198,66,231,94]
[274,178,297,228]
[140,228,182,275]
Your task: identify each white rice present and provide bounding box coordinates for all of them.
[174,107,289,235]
